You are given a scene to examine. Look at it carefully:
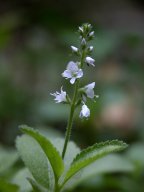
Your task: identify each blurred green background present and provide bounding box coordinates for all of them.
[0,0,144,191]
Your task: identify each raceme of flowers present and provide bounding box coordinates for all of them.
[51,23,98,119]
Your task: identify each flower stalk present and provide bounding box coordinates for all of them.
[62,80,79,159]
[62,49,86,159]
[50,23,98,159]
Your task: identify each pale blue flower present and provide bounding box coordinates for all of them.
[51,87,67,103]
[62,61,83,84]
[79,104,90,118]
[84,82,95,99]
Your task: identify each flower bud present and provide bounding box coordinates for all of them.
[85,56,95,67]
[78,26,84,36]
[81,38,86,49]
[71,46,78,53]
[88,31,94,40]
[78,26,83,33]
[89,31,94,37]
[87,24,92,29]
[87,46,93,54]
[89,46,93,51]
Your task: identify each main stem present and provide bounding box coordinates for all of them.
[62,81,79,159]
[62,50,85,159]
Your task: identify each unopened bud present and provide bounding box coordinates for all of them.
[89,31,94,37]
[87,46,93,54]
[78,26,84,34]
[87,24,92,30]
[89,46,93,51]
[85,56,95,67]
[81,38,86,49]
[71,46,78,52]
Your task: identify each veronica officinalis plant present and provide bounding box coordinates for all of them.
[16,23,128,192]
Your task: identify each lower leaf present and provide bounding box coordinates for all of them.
[59,140,128,187]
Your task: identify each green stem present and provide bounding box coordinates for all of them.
[62,81,79,159]
[55,184,60,192]
[62,50,85,159]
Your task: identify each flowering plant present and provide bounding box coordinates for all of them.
[16,23,127,192]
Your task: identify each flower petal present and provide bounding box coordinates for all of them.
[77,69,83,78]
[67,61,78,72]
[62,70,72,79]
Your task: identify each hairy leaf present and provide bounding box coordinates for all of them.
[16,135,54,191]
[63,154,134,190]
[59,140,127,187]
[20,125,64,180]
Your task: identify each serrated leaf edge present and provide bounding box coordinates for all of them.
[59,140,127,187]
[73,140,127,163]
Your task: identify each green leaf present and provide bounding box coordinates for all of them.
[16,134,54,191]
[27,178,48,192]
[0,146,18,175]
[64,154,134,190]
[20,125,64,180]
[59,140,127,187]
[0,178,19,192]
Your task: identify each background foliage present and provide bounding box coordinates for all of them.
[0,0,144,191]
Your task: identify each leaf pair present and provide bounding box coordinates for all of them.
[16,125,128,192]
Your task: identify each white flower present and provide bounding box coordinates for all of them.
[50,87,67,103]
[84,82,95,99]
[62,61,83,84]
[71,46,78,52]
[85,56,95,67]
[79,104,90,119]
